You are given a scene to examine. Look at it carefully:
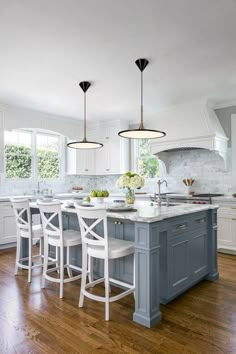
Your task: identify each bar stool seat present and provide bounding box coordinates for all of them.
[19,224,43,239]
[48,229,82,247]
[32,224,43,236]
[87,237,134,259]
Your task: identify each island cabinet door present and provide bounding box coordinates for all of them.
[189,229,208,282]
[114,220,134,285]
[167,232,191,299]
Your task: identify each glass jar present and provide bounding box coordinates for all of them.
[126,188,135,204]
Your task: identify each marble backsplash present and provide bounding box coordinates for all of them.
[159,149,234,195]
[0,149,234,196]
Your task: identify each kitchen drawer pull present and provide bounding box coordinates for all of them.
[232,218,236,221]
[106,169,110,171]
[231,207,236,209]
[196,218,206,223]
[176,224,186,230]
[84,169,89,171]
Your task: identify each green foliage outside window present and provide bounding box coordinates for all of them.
[37,150,59,179]
[5,144,59,179]
[138,139,159,178]
[5,145,32,178]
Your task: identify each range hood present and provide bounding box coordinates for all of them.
[150,102,228,163]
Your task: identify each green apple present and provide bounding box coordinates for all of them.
[90,190,97,197]
[97,191,103,197]
[103,190,109,197]
[85,196,91,203]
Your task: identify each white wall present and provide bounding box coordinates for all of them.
[1,103,83,139]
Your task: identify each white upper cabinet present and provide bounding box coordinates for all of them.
[66,146,96,175]
[95,139,121,174]
[66,120,130,175]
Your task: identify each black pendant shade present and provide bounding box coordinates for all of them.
[67,81,103,150]
[118,58,166,139]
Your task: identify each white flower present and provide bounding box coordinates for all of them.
[116,172,145,190]
[116,175,130,188]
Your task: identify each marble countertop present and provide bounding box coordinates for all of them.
[30,200,218,223]
[0,192,154,202]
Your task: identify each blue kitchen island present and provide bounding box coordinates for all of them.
[29,202,219,328]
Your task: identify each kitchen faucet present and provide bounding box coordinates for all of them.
[155,179,168,207]
[37,181,44,195]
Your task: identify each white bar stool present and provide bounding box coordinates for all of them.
[11,198,44,283]
[76,205,135,321]
[38,200,82,298]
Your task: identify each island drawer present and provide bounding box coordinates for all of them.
[191,212,208,229]
[168,212,208,236]
[168,216,191,235]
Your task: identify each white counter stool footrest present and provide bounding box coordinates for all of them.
[38,200,82,298]
[11,198,44,283]
[76,205,135,321]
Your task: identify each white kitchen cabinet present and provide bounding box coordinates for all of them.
[0,202,17,247]
[95,139,122,174]
[218,205,236,253]
[66,121,130,175]
[232,114,236,182]
[66,144,96,175]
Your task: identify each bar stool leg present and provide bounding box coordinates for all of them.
[42,238,48,289]
[104,258,110,321]
[133,254,135,300]
[28,238,32,283]
[79,244,87,308]
[59,246,64,299]
[39,237,43,264]
[67,246,72,278]
[15,234,20,276]
[88,255,93,283]
[56,246,59,274]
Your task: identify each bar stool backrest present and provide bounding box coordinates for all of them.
[76,206,107,249]
[38,201,63,242]
[11,198,31,238]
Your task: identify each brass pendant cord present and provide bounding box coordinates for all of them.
[83,91,87,142]
[140,70,144,130]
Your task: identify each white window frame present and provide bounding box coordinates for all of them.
[4,128,65,182]
[131,139,160,180]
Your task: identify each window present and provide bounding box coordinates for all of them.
[4,129,63,180]
[135,139,159,178]
[5,130,32,178]
[36,133,60,179]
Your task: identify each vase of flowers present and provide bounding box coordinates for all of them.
[116,172,145,204]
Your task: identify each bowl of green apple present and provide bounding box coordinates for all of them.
[90,190,110,204]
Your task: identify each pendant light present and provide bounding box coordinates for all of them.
[67,81,103,149]
[118,59,166,139]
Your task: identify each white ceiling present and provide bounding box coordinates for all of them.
[1,0,236,122]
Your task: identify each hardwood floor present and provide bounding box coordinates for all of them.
[0,248,235,354]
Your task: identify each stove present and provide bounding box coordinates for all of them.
[168,193,223,204]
